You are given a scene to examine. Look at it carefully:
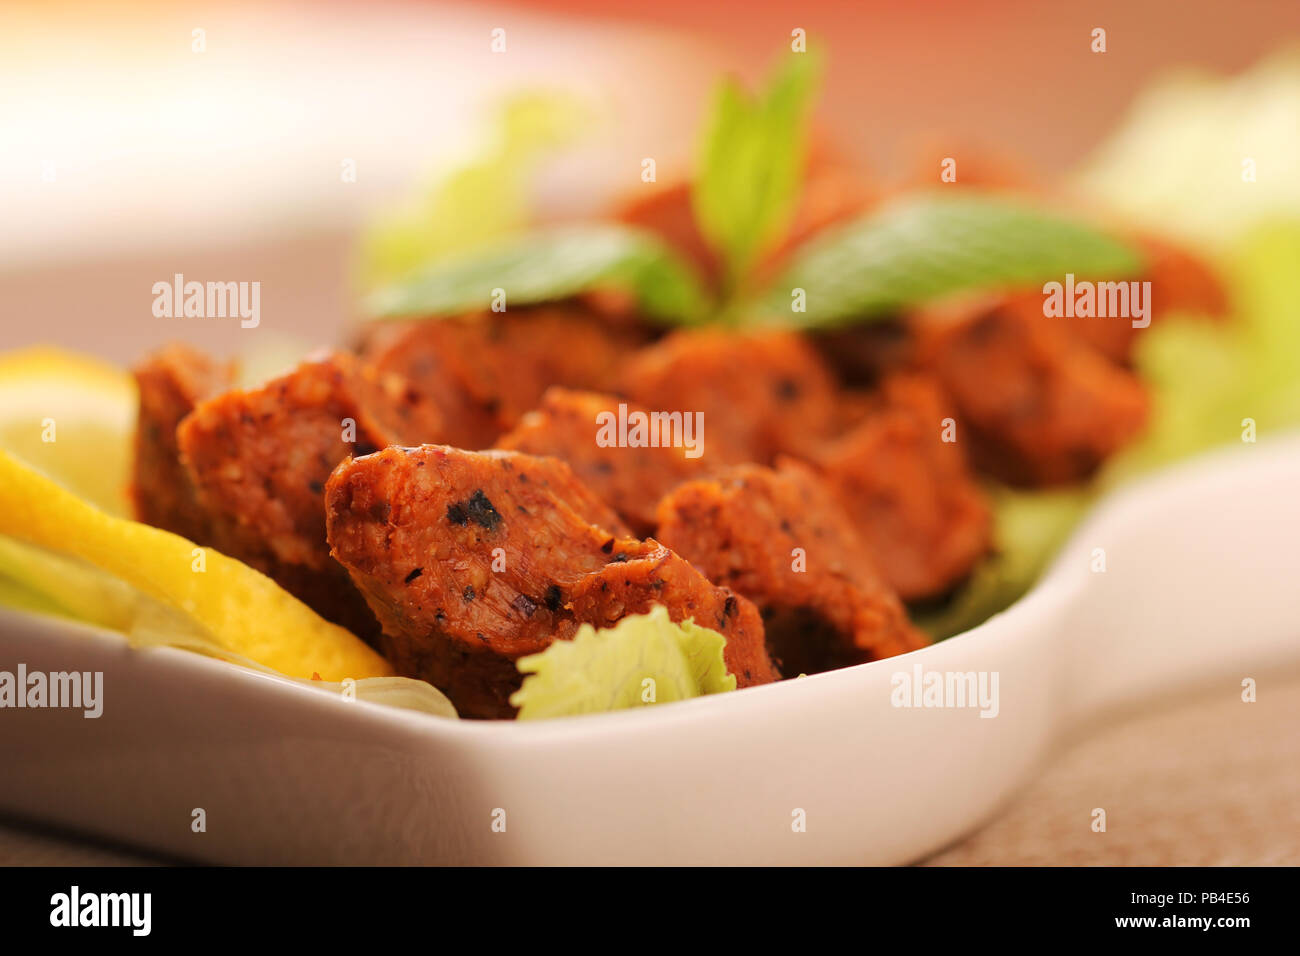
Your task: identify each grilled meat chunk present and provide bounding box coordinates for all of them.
[131,343,235,542]
[360,306,648,450]
[495,388,708,536]
[325,445,778,718]
[622,329,839,465]
[812,374,992,601]
[176,352,444,639]
[1065,237,1229,363]
[914,299,1149,486]
[656,460,926,676]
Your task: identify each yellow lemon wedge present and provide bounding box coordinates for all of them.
[0,346,136,517]
[0,448,392,681]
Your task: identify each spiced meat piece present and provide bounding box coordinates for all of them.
[1063,236,1229,364]
[812,374,992,602]
[131,343,236,542]
[808,238,1225,388]
[810,319,915,391]
[655,460,926,676]
[913,297,1149,486]
[495,387,709,536]
[176,351,444,640]
[360,306,649,450]
[622,328,839,465]
[356,319,499,450]
[324,445,777,718]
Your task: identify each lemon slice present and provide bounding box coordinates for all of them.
[0,449,392,681]
[0,346,136,517]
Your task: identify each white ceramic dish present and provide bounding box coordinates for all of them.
[1,434,1298,865]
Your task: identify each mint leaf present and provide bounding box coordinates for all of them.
[761,193,1147,328]
[692,50,823,289]
[510,606,736,720]
[363,224,711,324]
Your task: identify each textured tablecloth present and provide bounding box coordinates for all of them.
[924,668,1300,866]
[3,670,1297,866]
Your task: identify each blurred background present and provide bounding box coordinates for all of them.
[3,0,1298,362]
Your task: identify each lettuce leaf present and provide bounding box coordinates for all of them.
[1072,51,1300,253]
[1103,222,1300,485]
[359,91,587,290]
[510,605,736,719]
